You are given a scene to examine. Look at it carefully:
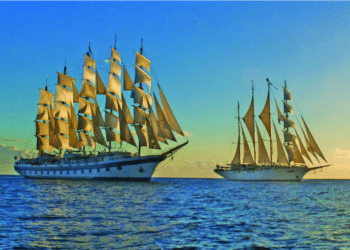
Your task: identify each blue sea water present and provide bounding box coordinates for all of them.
[1,176,350,250]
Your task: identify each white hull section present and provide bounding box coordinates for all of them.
[215,166,310,181]
[14,155,165,181]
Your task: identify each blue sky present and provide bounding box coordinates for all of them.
[1,2,350,178]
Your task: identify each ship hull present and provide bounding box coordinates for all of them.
[215,166,310,181]
[14,155,165,181]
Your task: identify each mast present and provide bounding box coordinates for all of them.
[266,78,273,165]
[237,102,241,164]
[251,81,256,163]
[137,38,144,156]
[284,80,291,166]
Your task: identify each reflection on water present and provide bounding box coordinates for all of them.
[1,177,350,249]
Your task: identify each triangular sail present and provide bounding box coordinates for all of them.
[273,121,289,165]
[242,127,254,164]
[243,97,255,153]
[158,84,184,136]
[259,91,271,138]
[256,124,270,164]
[154,95,176,142]
[302,117,327,162]
[300,125,320,163]
[295,130,313,164]
[275,100,284,124]
[96,71,106,94]
[231,124,241,165]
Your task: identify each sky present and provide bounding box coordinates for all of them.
[1,1,350,178]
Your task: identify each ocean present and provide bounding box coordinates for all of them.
[1,176,349,250]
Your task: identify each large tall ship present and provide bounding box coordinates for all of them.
[215,78,330,181]
[14,38,188,181]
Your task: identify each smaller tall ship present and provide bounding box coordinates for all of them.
[215,78,330,181]
[14,38,188,181]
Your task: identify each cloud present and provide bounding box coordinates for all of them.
[184,160,217,169]
[333,148,350,159]
[0,143,28,174]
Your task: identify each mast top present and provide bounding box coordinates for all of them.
[140,38,144,55]
[114,34,117,49]
[64,60,67,75]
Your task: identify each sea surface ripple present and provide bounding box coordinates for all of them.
[1,176,350,249]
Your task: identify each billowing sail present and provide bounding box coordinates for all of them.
[154,95,176,142]
[80,80,96,100]
[302,117,327,162]
[134,87,152,109]
[256,124,270,164]
[135,51,151,72]
[243,96,255,151]
[242,127,254,164]
[283,87,292,101]
[295,130,313,164]
[146,117,161,150]
[231,126,241,165]
[158,84,184,136]
[118,102,136,147]
[96,71,106,94]
[259,91,271,137]
[300,125,320,163]
[275,99,284,124]
[122,93,133,124]
[123,67,135,91]
[134,66,152,90]
[273,122,289,165]
[292,136,305,164]
[111,47,121,64]
[283,101,294,115]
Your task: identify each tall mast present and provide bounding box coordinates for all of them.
[137,38,144,156]
[238,102,241,164]
[266,78,273,165]
[251,80,256,163]
[284,79,291,166]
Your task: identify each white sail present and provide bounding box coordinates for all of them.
[77,115,94,133]
[57,134,70,150]
[35,121,49,137]
[80,80,96,100]
[275,99,285,124]
[154,95,176,142]
[105,128,121,144]
[283,87,292,101]
[110,60,122,78]
[78,132,95,148]
[55,102,70,120]
[134,87,153,109]
[231,123,241,165]
[107,73,122,98]
[56,85,73,105]
[135,51,151,72]
[148,99,167,144]
[256,124,270,164]
[295,130,313,164]
[134,106,147,125]
[105,111,120,130]
[57,72,76,90]
[146,117,161,150]
[273,121,289,165]
[158,84,184,136]
[96,71,106,95]
[242,127,254,164]
[292,136,305,164]
[105,92,121,113]
[38,89,54,108]
[259,91,271,138]
[36,136,50,152]
[300,125,320,163]
[302,117,327,162]
[243,97,255,152]
[283,101,294,115]
[284,130,296,143]
[122,93,133,124]
[83,65,95,85]
[84,54,96,71]
[135,126,148,147]
[118,103,137,147]
[111,47,121,64]
[134,66,152,90]
[123,66,135,91]
[36,105,50,121]
[55,119,69,136]
[283,117,295,129]
[78,98,95,117]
